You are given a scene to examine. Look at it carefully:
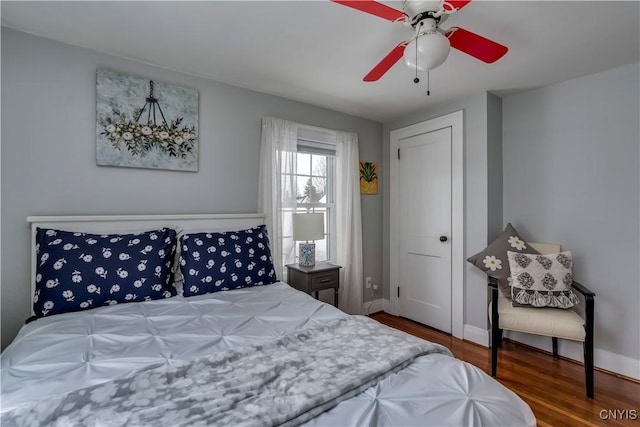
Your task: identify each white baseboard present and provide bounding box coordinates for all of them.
[595,348,640,380]
[464,324,489,347]
[363,298,389,315]
[506,331,640,380]
[362,299,382,315]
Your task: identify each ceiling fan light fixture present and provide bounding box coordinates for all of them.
[403,31,451,71]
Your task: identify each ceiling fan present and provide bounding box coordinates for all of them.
[331,0,508,86]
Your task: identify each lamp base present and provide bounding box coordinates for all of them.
[298,242,316,267]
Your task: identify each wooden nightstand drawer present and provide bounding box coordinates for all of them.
[310,270,339,291]
[285,262,342,307]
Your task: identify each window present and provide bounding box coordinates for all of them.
[282,137,336,265]
[259,116,363,312]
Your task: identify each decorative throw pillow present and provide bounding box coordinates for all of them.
[466,223,539,299]
[180,225,277,297]
[34,228,178,318]
[508,250,579,309]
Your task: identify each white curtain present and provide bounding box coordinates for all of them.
[259,118,363,314]
[258,117,298,280]
[335,131,364,315]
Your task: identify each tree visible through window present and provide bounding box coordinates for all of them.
[283,150,334,264]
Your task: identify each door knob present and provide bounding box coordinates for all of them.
[439,235,448,242]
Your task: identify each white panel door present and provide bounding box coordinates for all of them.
[398,127,452,333]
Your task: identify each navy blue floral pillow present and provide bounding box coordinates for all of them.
[34,228,178,317]
[180,225,277,296]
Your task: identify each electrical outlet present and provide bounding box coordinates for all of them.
[365,277,372,289]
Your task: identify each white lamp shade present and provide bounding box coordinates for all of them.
[292,213,324,241]
[403,31,451,71]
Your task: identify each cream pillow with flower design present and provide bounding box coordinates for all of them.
[508,250,579,309]
[466,223,539,299]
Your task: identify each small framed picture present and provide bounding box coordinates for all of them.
[359,161,378,195]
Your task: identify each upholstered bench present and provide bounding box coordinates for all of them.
[488,242,595,398]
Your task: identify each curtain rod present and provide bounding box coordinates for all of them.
[263,115,346,137]
[298,122,340,136]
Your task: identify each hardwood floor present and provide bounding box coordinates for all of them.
[370,312,640,427]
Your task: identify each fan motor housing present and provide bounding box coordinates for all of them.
[403,0,440,16]
[403,0,450,27]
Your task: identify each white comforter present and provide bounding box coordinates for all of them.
[1,283,535,426]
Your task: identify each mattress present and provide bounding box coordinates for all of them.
[1,282,535,426]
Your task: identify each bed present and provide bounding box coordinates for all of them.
[1,214,535,426]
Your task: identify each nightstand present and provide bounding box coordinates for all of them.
[286,262,341,307]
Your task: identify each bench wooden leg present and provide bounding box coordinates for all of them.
[584,292,595,398]
[491,328,499,377]
[584,339,594,398]
[490,286,500,377]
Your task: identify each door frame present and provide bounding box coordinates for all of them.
[389,110,464,339]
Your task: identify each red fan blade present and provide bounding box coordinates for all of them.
[443,0,473,12]
[331,0,405,22]
[446,27,508,63]
[363,42,407,82]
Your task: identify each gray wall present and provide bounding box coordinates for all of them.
[486,93,503,241]
[1,28,383,349]
[502,62,640,361]
[383,92,499,330]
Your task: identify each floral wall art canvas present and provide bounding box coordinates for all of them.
[96,68,199,171]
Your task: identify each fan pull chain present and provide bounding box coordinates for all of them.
[427,70,430,96]
[413,37,420,84]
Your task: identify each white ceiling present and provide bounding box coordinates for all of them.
[2,1,639,123]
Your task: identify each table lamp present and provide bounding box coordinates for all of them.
[292,213,324,267]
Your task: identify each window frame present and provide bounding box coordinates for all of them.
[282,132,337,265]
